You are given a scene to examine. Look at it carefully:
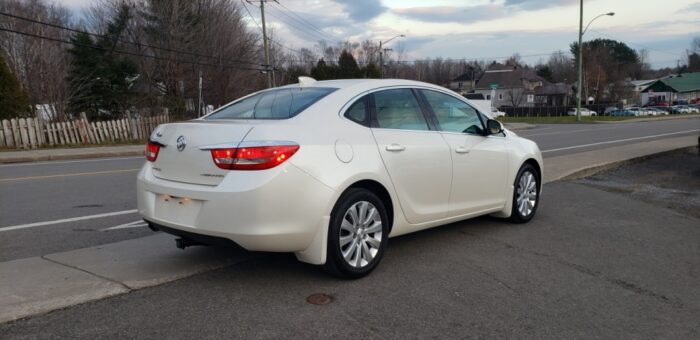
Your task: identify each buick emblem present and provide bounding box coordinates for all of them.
[176,135,187,152]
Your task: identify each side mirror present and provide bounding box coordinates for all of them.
[486,119,503,135]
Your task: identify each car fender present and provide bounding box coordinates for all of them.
[491,134,543,218]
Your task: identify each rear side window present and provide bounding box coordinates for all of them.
[206,87,336,119]
[372,89,429,131]
[344,95,370,126]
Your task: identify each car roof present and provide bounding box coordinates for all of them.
[277,78,446,92]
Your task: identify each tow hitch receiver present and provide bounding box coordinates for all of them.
[175,237,204,249]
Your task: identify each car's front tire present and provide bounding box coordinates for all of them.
[509,164,540,223]
[324,188,389,278]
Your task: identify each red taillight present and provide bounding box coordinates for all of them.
[145,142,160,162]
[211,148,237,168]
[210,145,299,170]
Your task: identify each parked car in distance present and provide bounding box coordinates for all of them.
[138,78,543,278]
[672,105,692,114]
[610,109,637,117]
[567,108,597,116]
[647,107,668,115]
[604,107,619,115]
[490,107,506,118]
[651,106,672,114]
[627,107,647,116]
[677,105,699,113]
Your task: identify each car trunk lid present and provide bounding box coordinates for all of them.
[149,120,253,186]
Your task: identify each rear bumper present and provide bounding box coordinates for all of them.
[137,162,334,253]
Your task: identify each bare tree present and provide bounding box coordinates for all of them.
[0,0,73,119]
[505,87,525,107]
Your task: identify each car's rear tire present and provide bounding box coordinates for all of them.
[324,188,389,278]
[508,164,540,223]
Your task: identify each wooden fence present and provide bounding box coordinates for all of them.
[0,114,169,149]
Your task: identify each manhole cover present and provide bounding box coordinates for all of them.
[306,293,333,305]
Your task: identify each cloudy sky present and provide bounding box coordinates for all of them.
[62,0,700,68]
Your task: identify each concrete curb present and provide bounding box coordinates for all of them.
[543,136,698,183]
[556,146,696,182]
[504,123,536,131]
[0,234,257,324]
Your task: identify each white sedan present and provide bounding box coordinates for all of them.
[567,108,597,116]
[138,78,543,278]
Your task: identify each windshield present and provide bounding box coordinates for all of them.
[205,87,337,120]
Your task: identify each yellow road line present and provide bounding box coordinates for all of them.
[0,168,140,182]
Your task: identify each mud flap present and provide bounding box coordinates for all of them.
[294,216,330,265]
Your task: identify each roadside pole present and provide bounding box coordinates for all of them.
[379,40,383,79]
[577,0,583,122]
[260,0,273,88]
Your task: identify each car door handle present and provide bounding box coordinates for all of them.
[385,144,406,152]
[455,147,470,154]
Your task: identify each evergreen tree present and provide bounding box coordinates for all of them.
[337,50,361,78]
[688,53,700,72]
[66,3,137,119]
[285,66,309,84]
[570,39,639,67]
[0,54,31,120]
[536,65,553,82]
[310,59,337,80]
[66,31,101,117]
[362,62,381,78]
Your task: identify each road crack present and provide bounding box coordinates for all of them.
[40,256,132,291]
[458,230,685,309]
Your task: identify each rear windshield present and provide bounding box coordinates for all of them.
[205,87,336,120]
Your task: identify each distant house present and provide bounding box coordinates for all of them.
[473,63,546,108]
[449,72,477,94]
[617,79,655,105]
[640,72,700,105]
[534,83,572,106]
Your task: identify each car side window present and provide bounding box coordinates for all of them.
[420,90,484,135]
[344,95,369,126]
[372,89,429,131]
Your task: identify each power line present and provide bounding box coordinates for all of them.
[0,11,261,67]
[268,2,338,43]
[0,27,263,71]
[272,1,329,38]
[251,2,334,45]
[241,1,303,54]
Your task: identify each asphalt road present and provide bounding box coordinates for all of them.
[2,179,698,338]
[517,117,699,157]
[0,118,698,262]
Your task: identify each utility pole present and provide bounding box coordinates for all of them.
[379,41,383,79]
[378,34,405,79]
[197,70,203,117]
[260,0,273,88]
[576,0,583,122]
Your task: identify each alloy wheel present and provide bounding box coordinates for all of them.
[516,171,537,217]
[339,201,383,268]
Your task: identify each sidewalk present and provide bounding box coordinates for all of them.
[0,135,697,324]
[0,145,144,164]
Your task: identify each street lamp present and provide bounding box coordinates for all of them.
[576,3,614,122]
[379,34,405,78]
